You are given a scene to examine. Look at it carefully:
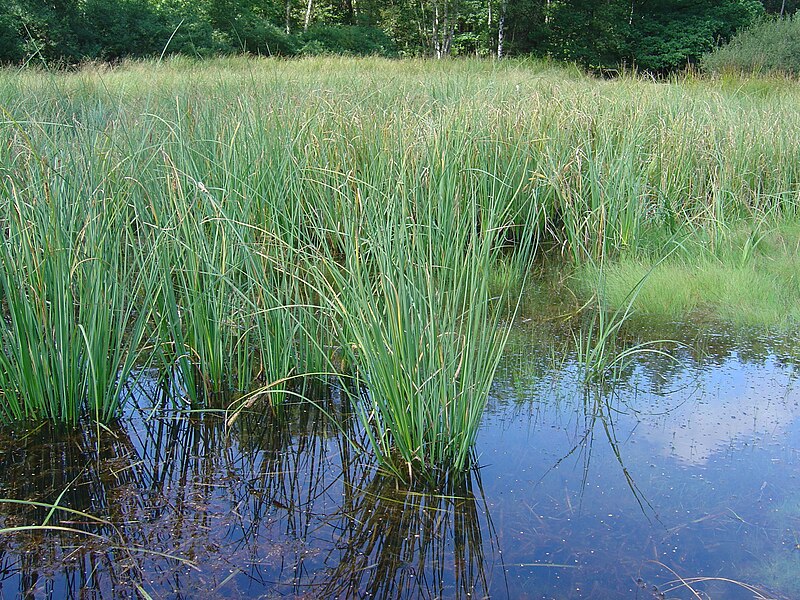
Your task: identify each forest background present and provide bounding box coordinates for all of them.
[0,0,796,71]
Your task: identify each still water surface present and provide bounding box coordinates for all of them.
[0,324,798,599]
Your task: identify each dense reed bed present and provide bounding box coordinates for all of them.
[0,56,798,476]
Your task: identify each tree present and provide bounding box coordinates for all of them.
[0,4,24,62]
[9,0,82,62]
[627,0,764,71]
[77,0,167,60]
[501,0,548,56]
[0,0,770,67]
[760,0,799,15]
[545,0,630,66]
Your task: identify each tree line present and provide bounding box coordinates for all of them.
[0,0,795,70]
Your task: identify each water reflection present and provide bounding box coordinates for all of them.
[1,325,799,599]
[0,382,505,599]
[485,326,799,599]
[312,468,501,599]
[0,423,158,598]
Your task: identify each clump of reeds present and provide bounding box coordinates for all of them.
[304,123,537,480]
[0,119,156,424]
[129,104,326,407]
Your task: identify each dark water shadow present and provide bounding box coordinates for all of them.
[0,421,159,598]
[0,378,508,599]
[304,465,505,600]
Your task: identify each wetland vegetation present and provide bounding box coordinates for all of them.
[0,57,799,598]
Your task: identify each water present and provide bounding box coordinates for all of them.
[0,324,798,599]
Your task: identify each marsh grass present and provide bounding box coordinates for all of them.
[574,220,800,329]
[0,120,157,424]
[1,56,799,473]
[573,268,678,387]
[131,105,325,407]
[306,154,538,479]
[145,178,302,404]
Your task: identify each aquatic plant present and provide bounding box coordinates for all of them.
[144,177,302,404]
[132,108,322,407]
[573,268,677,387]
[648,561,775,600]
[306,136,538,479]
[0,122,157,424]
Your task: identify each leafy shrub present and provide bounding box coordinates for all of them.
[299,39,327,56]
[225,13,298,56]
[703,15,800,75]
[0,8,23,63]
[628,0,764,72]
[300,25,395,57]
[78,0,167,60]
[451,32,485,57]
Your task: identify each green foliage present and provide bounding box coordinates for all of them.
[78,0,167,60]
[0,6,23,63]
[368,0,426,56]
[220,12,299,55]
[8,0,82,62]
[761,0,800,13]
[1,0,218,63]
[155,7,215,57]
[0,0,773,69]
[629,0,764,71]
[504,0,549,55]
[0,121,157,424]
[307,152,535,480]
[300,24,396,56]
[546,0,631,67]
[703,15,800,75]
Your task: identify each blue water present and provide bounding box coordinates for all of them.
[0,327,797,599]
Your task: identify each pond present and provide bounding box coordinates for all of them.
[0,322,798,599]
